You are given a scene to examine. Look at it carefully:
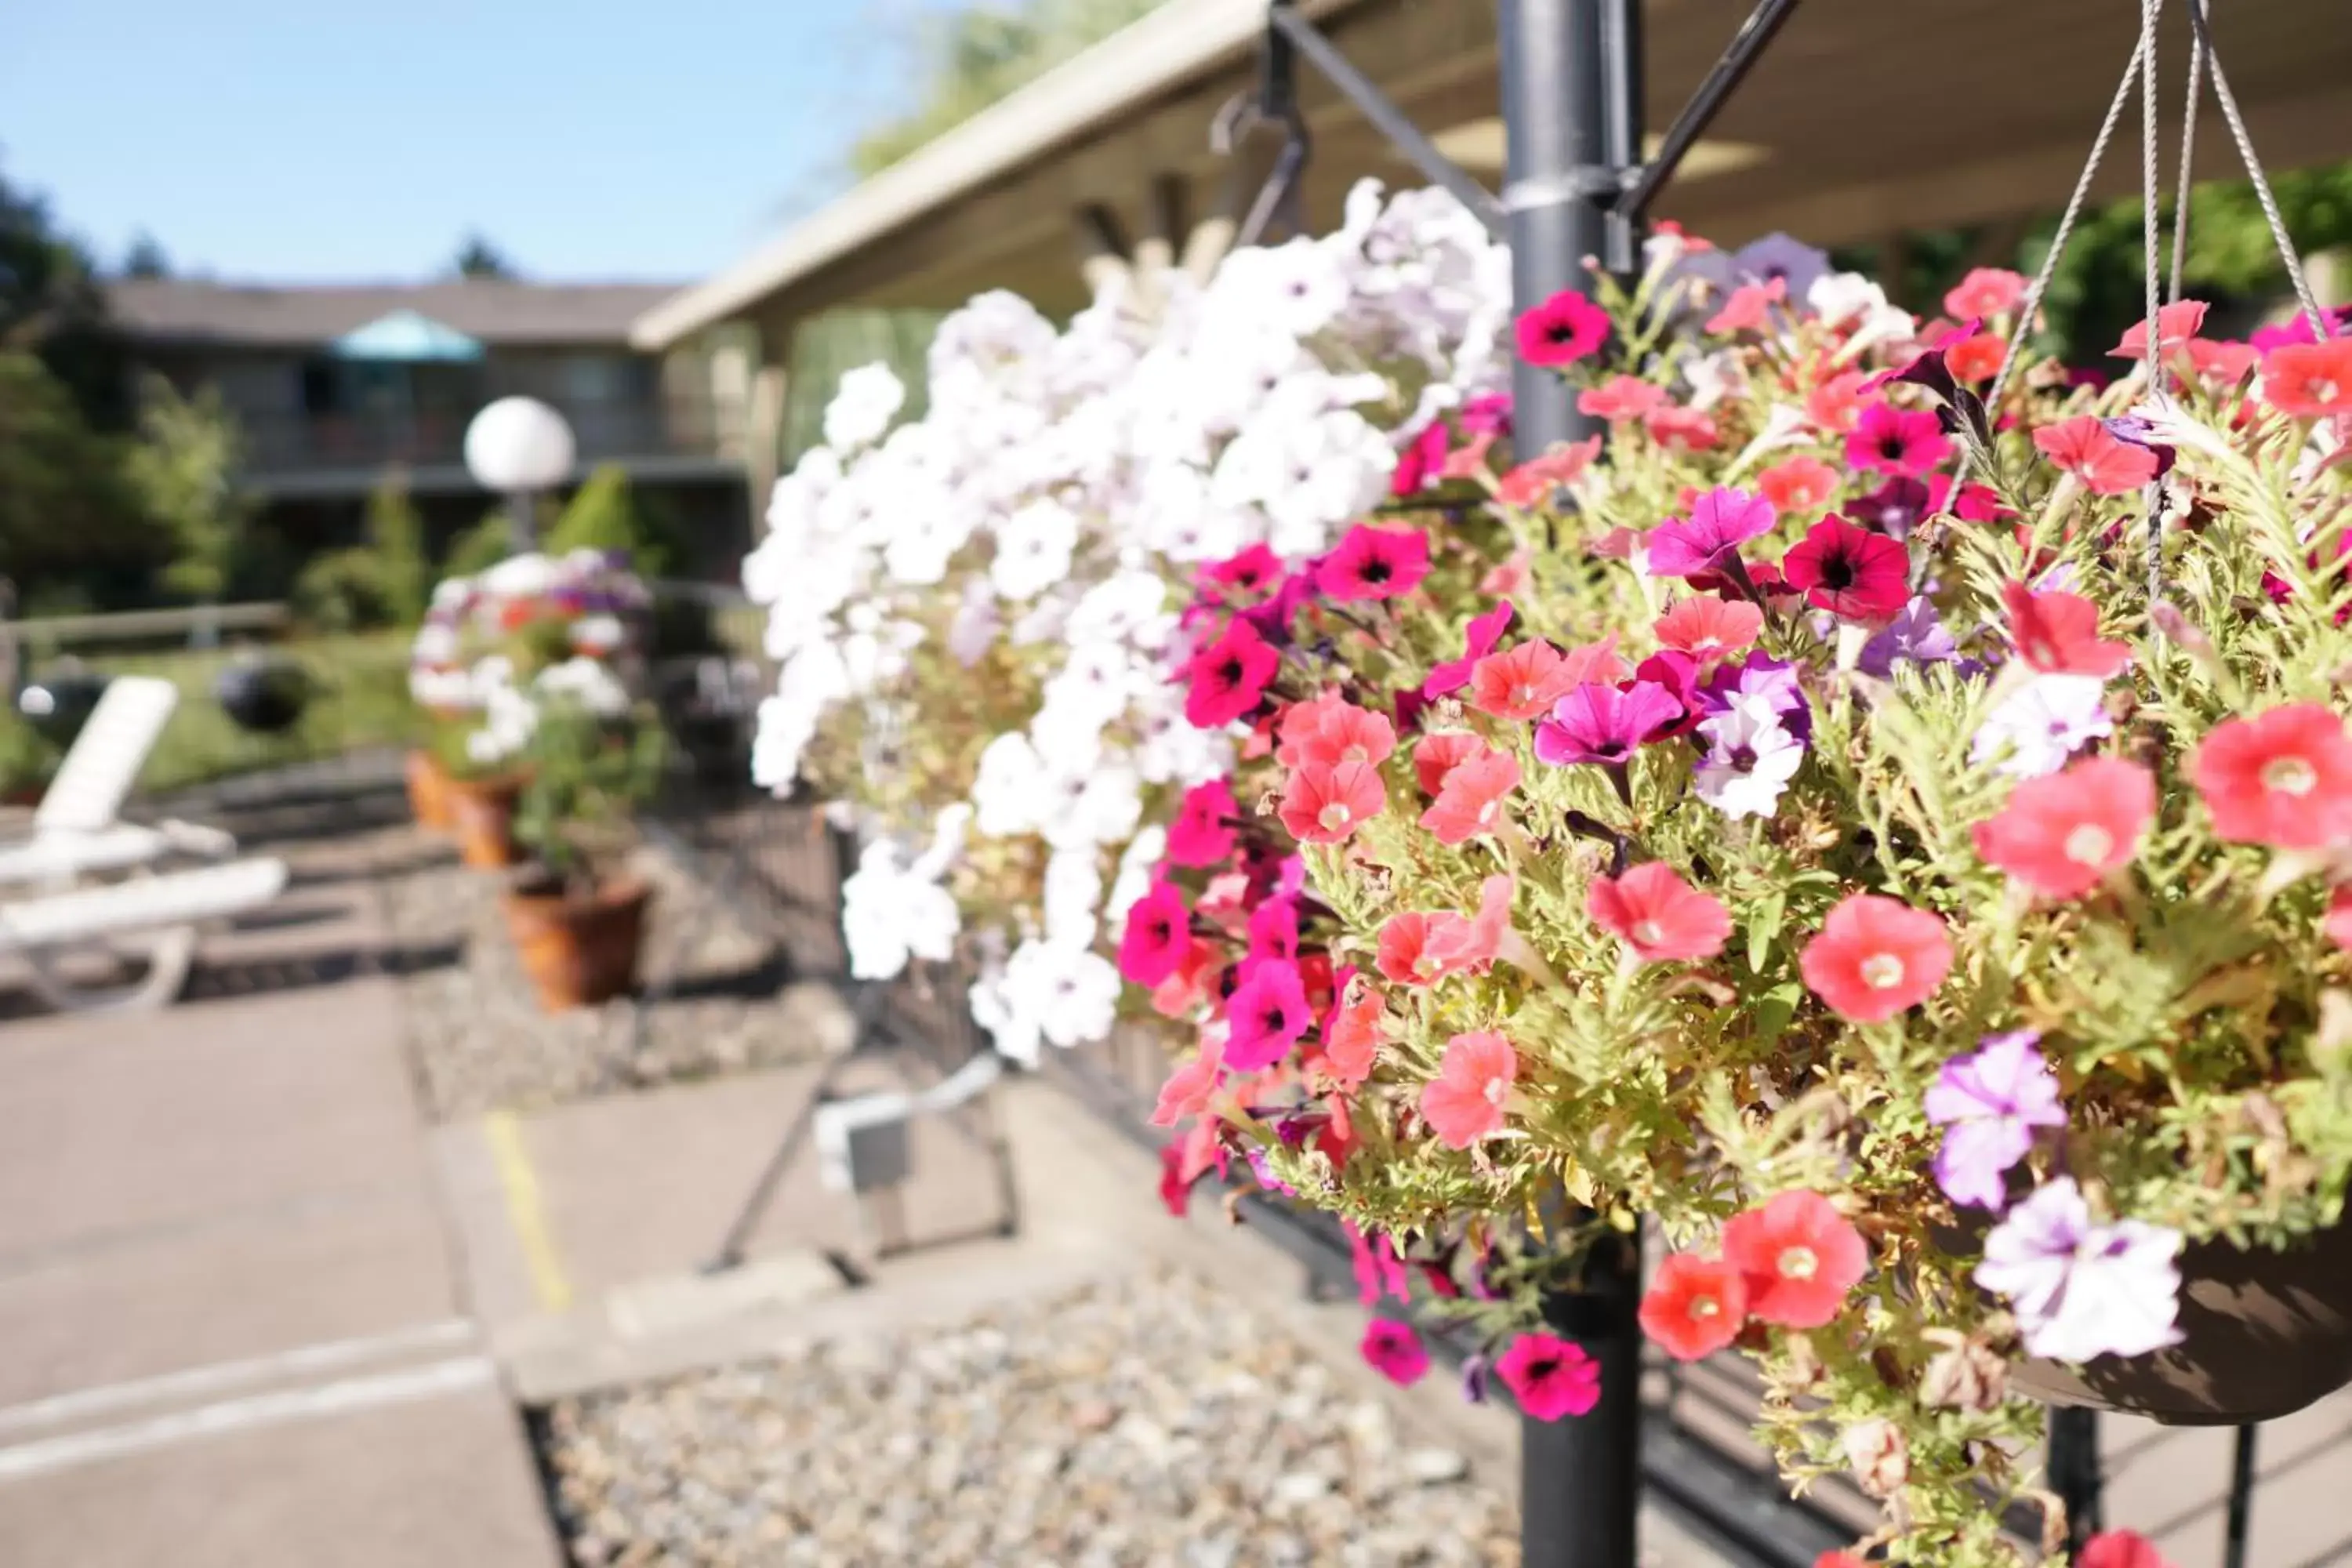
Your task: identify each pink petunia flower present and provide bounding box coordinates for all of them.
[1323,976,1386,1090]
[1800,893,1954,1023]
[1167,778,1239,867]
[1118,881,1194,987]
[1181,619,1279,728]
[1223,959,1312,1072]
[1380,876,1515,986]
[1359,1319,1431,1386]
[1481,548,1535,597]
[1420,745,1521,845]
[1722,1190,1869,1329]
[1494,437,1602,509]
[1757,455,1840,517]
[1654,597,1764,661]
[1149,1032,1224,1127]
[1277,760,1387,845]
[1578,375,1665,423]
[2191,702,2352,849]
[1806,370,1869,433]
[1944,267,2027,319]
[1470,641,1577,721]
[2187,337,2260,385]
[1495,1333,1601,1420]
[2113,299,2209,361]
[1515,288,1610,366]
[1412,730,1483,795]
[1781,516,1910,622]
[1420,1029,1518,1149]
[1276,691,1397,769]
[1586,862,1732,963]
[2263,339,2352,418]
[1638,1254,1749,1362]
[2033,416,2160,495]
[1645,404,1720,452]
[1846,401,1952,478]
[2079,1532,2175,1568]
[1424,601,1517,699]
[1973,756,2155,899]
[1317,524,1431,602]
[2004,581,2132,680]
[1707,277,1788,335]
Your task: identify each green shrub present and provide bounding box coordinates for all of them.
[442,511,517,581]
[292,547,394,633]
[367,469,430,626]
[546,463,673,575]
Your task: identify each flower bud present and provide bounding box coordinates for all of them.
[1919,1339,2009,1412]
[1841,1417,1910,1498]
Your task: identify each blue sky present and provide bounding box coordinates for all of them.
[1,0,960,284]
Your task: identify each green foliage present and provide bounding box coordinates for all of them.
[442,510,520,582]
[452,233,517,280]
[0,351,169,597]
[1,155,131,430]
[292,548,394,633]
[120,233,170,280]
[366,469,430,625]
[0,712,59,798]
[123,373,248,604]
[511,699,666,891]
[848,0,1170,176]
[546,463,674,575]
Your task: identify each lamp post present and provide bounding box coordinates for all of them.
[464,396,576,553]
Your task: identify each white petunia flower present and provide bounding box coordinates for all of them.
[992,499,1080,600]
[1693,707,1804,820]
[1971,673,2113,779]
[823,363,906,452]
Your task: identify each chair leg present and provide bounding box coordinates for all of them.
[23,926,198,1014]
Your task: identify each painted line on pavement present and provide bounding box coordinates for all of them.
[0,1357,497,1485]
[483,1110,573,1312]
[0,1319,477,1439]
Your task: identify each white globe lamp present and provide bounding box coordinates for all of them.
[464,397,575,550]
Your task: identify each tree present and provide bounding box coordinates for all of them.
[121,232,171,279]
[849,0,1168,176]
[546,463,676,575]
[366,466,430,625]
[1,154,130,429]
[122,373,249,604]
[452,233,517,280]
[0,352,167,600]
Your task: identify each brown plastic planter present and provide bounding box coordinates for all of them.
[2002,1221,2352,1425]
[405,750,453,833]
[502,876,652,1012]
[445,775,524,869]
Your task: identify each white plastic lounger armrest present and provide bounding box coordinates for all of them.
[0,825,178,887]
[0,858,289,953]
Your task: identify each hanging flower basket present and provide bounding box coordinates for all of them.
[501,872,652,1011]
[17,667,111,748]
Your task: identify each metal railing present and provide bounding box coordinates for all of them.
[236,394,741,479]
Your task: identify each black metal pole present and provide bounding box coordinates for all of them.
[1501,5,1642,1565]
[2048,1407,2104,1550]
[2222,1424,2258,1568]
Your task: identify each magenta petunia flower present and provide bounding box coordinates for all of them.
[1922,1030,2067,1209]
[1360,1319,1431,1386]
[1781,515,1911,622]
[1846,401,1953,479]
[1223,957,1312,1072]
[1424,600,1516,699]
[1534,681,1686,768]
[1316,524,1432,602]
[1181,619,1280,729]
[1646,487,1777,579]
[1116,881,1193,988]
[1167,778,1239,867]
[1515,288,1611,367]
[1495,1332,1602,1421]
[1391,420,1451,497]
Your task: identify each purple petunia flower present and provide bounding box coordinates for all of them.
[1534,681,1684,768]
[1460,1353,1491,1405]
[1975,1178,2184,1363]
[1733,232,1831,306]
[1646,488,1777,579]
[1854,477,1935,541]
[1922,1029,2066,1209]
[1700,652,1811,742]
[2103,415,2178,479]
[1860,597,1960,678]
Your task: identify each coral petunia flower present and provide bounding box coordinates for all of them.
[1117,881,1194,987]
[1359,1319,1430,1386]
[1167,778,1239,867]
[2262,339,2352,418]
[2033,415,2160,495]
[1944,267,2027,319]
[1495,1332,1602,1420]
[1973,756,2155,899]
[1316,524,1432,602]
[2003,581,2132,680]
[1424,601,1517,699]
[1420,1029,1518,1149]
[1377,911,1445,986]
[2191,702,2352,849]
[1420,745,1522,845]
[1277,759,1387,845]
[1781,516,1911,622]
[1149,1033,1224,1127]
[1377,878,1514,986]
[1515,287,1611,366]
[1655,596,1764,661]
[1942,331,2007,384]
[1223,959,1312,1072]
[1412,730,1482,795]
[1706,277,1787,335]
[1646,487,1778,579]
[1587,862,1732,963]
[1846,401,1952,478]
[1470,637,1626,721]
[1806,369,1869,434]
[1722,1190,1869,1328]
[1323,976,1387,1089]
[2079,1531,2176,1568]
[2113,299,2209,361]
[1494,437,1602,509]
[1638,1254,1750,1362]
[2187,337,2260,384]
[1645,404,1720,452]
[1277,690,1398,768]
[1800,893,1954,1023]
[1757,455,1841,517]
[1578,375,1666,423]
[1181,619,1279,728]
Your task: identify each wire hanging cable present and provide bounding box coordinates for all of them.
[2140,0,2169,601]
[2168,19,2205,305]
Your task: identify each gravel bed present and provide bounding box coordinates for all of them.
[537,1267,1519,1568]
[375,826,851,1120]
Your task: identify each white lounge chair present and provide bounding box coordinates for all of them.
[0,857,290,1014]
[0,677,237,888]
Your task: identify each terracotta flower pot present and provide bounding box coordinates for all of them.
[502,876,652,1012]
[446,775,524,870]
[405,750,454,832]
[2005,1220,2352,1425]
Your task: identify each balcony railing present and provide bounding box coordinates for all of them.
[236,394,743,481]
